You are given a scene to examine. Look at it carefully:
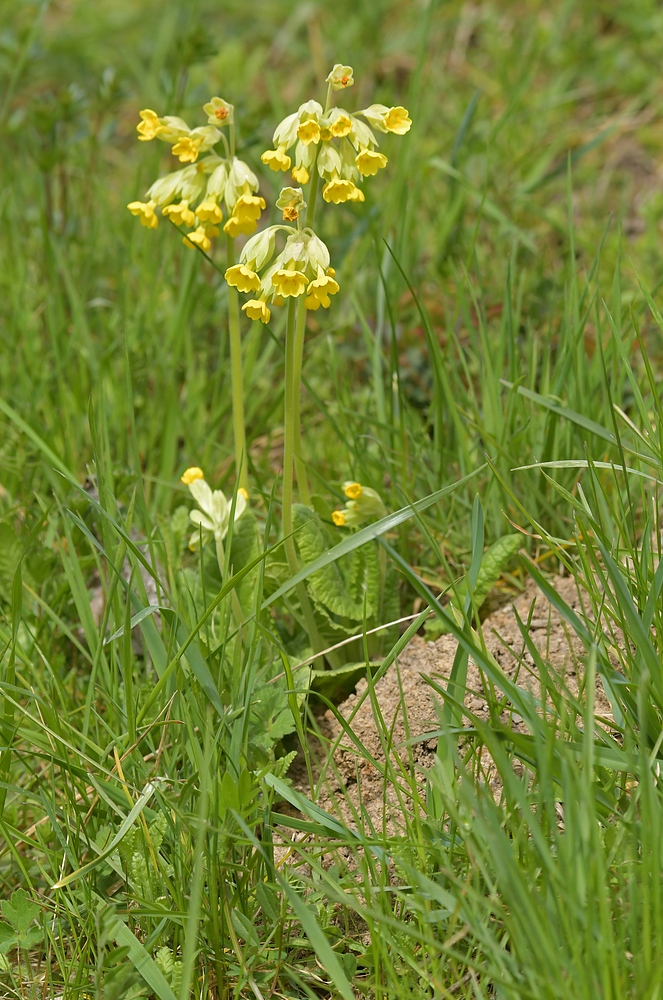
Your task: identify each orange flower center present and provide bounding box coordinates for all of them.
[215,107,228,120]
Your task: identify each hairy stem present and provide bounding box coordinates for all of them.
[292,298,311,505]
[283,299,325,664]
[226,235,248,491]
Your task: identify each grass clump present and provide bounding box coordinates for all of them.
[2,1,663,997]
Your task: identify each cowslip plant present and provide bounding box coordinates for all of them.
[227,63,411,662]
[128,97,265,490]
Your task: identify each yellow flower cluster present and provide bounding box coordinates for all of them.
[127,99,265,249]
[223,207,339,323]
[332,481,387,527]
[261,64,411,204]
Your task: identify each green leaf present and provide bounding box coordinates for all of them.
[104,909,179,1000]
[293,505,377,623]
[425,533,521,639]
[263,467,484,611]
[1,889,39,937]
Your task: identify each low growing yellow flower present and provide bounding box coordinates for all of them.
[162,200,196,227]
[137,108,160,141]
[195,200,224,224]
[261,146,292,172]
[292,165,310,184]
[181,467,204,485]
[232,192,266,225]
[272,267,308,298]
[297,120,321,145]
[330,114,352,137]
[225,263,261,293]
[172,135,204,163]
[242,298,271,323]
[384,106,412,134]
[332,482,386,527]
[322,177,358,204]
[305,267,340,310]
[355,148,388,176]
[223,215,257,238]
[127,200,158,229]
[185,226,215,250]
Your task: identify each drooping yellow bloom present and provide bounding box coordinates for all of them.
[344,482,363,500]
[225,264,261,293]
[347,185,365,202]
[162,200,196,227]
[137,109,160,141]
[223,215,258,238]
[332,511,347,526]
[322,177,358,204]
[355,148,388,176]
[292,165,310,185]
[195,200,224,224]
[172,135,204,163]
[185,226,214,250]
[330,114,352,138]
[384,106,412,134]
[242,298,271,323]
[305,267,340,310]
[272,267,308,298]
[261,146,292,172]
[127,200,159,228]
[232,192,266,225]
[297,120,321,145]
[181,467,205,485]
[327,64,354,90]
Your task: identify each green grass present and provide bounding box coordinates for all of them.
[2,0,663,996]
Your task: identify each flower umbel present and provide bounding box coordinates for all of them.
[261,65,411,204]
[182,468,247,550]
[333,481,386,528]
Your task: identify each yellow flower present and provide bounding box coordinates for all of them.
[162,200,196,227]
[292,165,310,185]
[384,106,412,134]
[242,298,271,323]
[272,268,308,298]
[136,108,160,141]
[195,200,224,224]
[223,215,257,238]
[185,226,213,250]
[172,135,204,163]
[203,96,234,126]
[297,120,321,145]
[238,487,249,500]
[305,267,339,310]
[232,193,266,225]
[319,127,332,141]
[355,148,388,176]
[326,64,354,90]
[332,510,347,526]
[261,147,292,172]
[330,114,352,138]
[347,185,365,202]
[181,467,205,485]
[322,177,357,204]
[225,263,261,293]
[343,482,362,500]
[127,200,158,229]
